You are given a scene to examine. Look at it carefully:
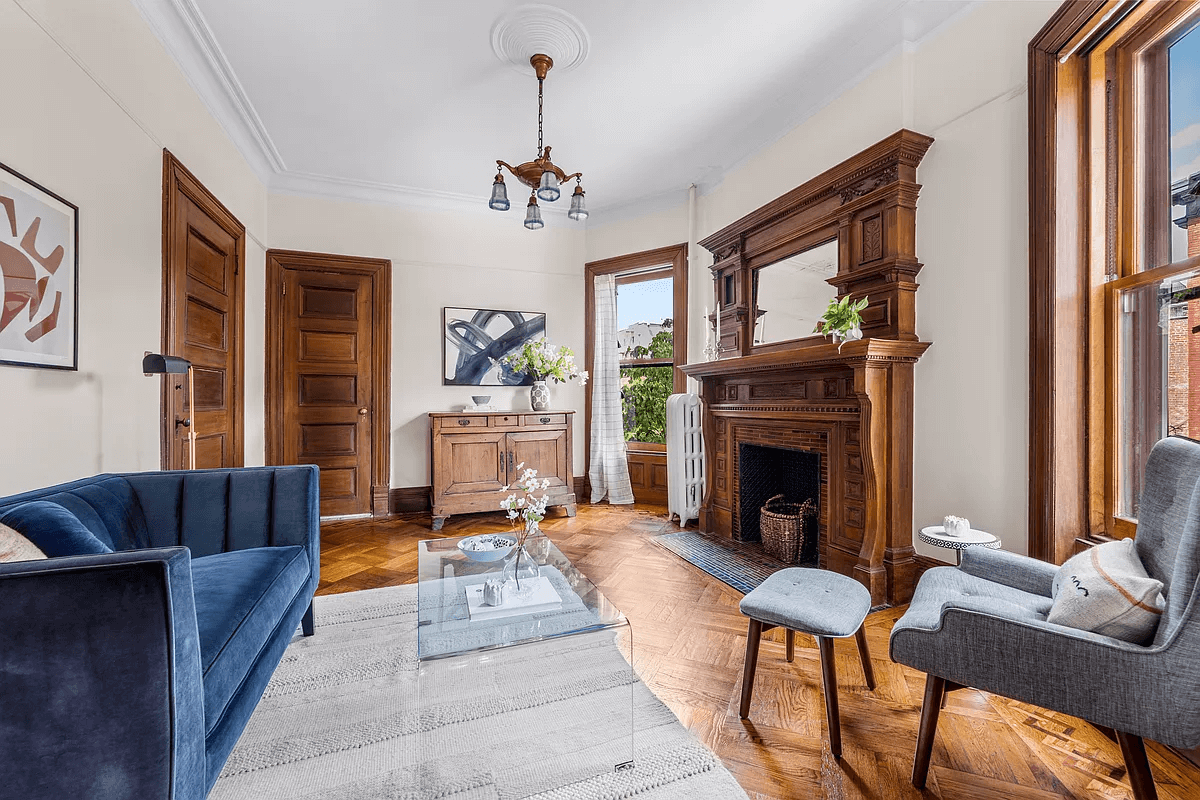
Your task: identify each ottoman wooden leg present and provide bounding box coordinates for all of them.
[785,629,795,663]
[854,626,875,690]
[816,636,842,758]
[739,618,764,719]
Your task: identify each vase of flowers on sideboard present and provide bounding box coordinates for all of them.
[502,338,588,411]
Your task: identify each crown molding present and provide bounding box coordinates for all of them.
[131,0,285,181]
[269,170,579,226]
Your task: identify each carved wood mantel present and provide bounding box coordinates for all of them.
[681,130,934,606]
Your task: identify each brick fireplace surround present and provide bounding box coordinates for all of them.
[681,130,933,606]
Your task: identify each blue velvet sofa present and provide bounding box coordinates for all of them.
[0,465,320,800]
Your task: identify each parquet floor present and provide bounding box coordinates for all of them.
[317,503,1200,800]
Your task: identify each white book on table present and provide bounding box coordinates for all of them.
[465,576,563,620]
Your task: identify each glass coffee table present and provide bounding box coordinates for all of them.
[416,531,633,796]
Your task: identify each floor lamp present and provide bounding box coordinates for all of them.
[142,353,196,470]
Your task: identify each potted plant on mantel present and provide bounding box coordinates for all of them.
[502,338,588,411]
[815,295,868,351]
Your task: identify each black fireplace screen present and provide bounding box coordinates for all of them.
[737,443,820,564]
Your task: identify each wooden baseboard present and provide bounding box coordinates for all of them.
[390,486,431,514]
[913,554,951,576]
[372,485,390,517]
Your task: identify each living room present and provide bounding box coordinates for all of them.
[2,0,1199,798]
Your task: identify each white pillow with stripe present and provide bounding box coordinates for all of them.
[1048,538,1164,644]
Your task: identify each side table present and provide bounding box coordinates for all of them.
[918,525,1001,566]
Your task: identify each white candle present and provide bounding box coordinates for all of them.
[716,301,721,354]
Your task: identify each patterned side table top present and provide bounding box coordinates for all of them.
[918,526,1001,562]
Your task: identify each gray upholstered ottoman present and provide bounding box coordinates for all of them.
[738,567,875,758]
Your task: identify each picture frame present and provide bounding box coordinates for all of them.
[443,306,546,386]
[0,160,79,371]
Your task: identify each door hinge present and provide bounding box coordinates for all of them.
[282,281,286,297]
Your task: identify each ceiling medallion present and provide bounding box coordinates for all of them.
[488,53,587,229]
[490,4,590,76]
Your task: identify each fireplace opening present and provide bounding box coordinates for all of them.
[738,443,820,564]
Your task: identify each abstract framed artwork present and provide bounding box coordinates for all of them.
[443,307,546,386]
[0,161,78,370]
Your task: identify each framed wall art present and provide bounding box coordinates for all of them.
[443,307,545,386]
[0,161,78,370]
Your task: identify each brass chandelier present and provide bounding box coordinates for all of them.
[488,54,587,228]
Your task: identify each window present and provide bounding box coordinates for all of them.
[1031,1,1200,558]
[617,275,675,444]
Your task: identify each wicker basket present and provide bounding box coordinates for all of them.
[759,494,817,564]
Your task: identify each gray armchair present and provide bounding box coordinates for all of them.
[890,436,1200,800]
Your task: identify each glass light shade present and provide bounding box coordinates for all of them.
[524,198,544,230]
[536,170,560,202]
[488,176,510,211]
[567,187,588,221]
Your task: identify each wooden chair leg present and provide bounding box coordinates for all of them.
[816,636,842,758]
[786,628,795,663]
[739,618,764,719]
[854,626,875,690]
[1117,731,1159,800]
[912,674,946,788]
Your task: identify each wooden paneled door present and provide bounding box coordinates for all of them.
[266,250,391,518]
[162,151,245,469]
[509,428,569,491]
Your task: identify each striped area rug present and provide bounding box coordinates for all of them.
[651,531,809,594]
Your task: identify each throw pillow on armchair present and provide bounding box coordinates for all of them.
[1048,537,1165,644]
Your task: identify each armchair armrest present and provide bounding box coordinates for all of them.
[0,548,206,800]
[959,546,1057,597]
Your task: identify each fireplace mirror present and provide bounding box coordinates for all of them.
[751,237,839,346]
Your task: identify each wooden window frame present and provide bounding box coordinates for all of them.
[583,243,688,463]
[1030,0,1200,562]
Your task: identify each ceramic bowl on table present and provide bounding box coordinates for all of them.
[457,533,517,562]
[471,395,491,406]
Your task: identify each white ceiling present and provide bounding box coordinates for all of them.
[134,0,973,218]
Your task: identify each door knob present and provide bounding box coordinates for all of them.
[358,407,368,416]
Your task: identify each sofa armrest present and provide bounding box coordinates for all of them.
[958,546,1057,597]
[0,548,206,800]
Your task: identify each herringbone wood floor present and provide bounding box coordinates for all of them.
[316,503,1200,800]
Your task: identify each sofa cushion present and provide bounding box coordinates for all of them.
[0,522,46,562]
[191,545,310,736]
[0,502,113,557]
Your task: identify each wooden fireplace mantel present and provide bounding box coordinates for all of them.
[685,130,933,606]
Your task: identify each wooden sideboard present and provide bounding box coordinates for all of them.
[428,410,576,530]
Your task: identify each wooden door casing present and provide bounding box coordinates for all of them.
[266,250,392,518]
[162,151,245,470]
[283,269,373,516]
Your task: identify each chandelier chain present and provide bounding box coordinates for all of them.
[537,77,544,156]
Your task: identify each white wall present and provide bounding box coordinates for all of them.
[267,195,588,488]
[0,0,267,493]
[584,1,1059,559]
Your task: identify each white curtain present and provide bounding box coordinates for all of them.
[589,274,634,504]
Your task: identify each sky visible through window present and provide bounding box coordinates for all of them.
[1171,23,1200,261]
[616,276,672,330]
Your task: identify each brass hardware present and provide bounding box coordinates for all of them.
[539,416,551,424]
[457,418,471,426]
[530,53,553,80]
[359,407,369,416]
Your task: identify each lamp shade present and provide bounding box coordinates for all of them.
[488,174,510,211]
[142,353,191,374]
[524,196,544,230]
[567,185,588,221]
[536,170,560,202]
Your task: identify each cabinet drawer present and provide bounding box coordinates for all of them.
[491,414,521,427]
[523,413,566,426]
[439,415,487,429]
